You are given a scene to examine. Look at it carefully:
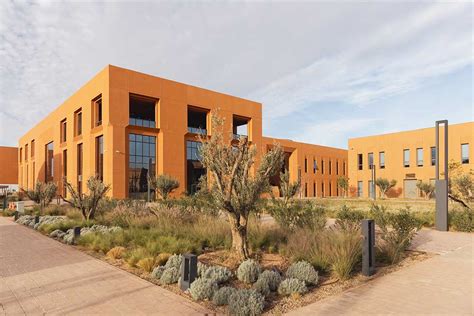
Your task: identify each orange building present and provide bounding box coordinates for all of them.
[0,146,18,187]
[348,122,473,199]
[18,65,347,199]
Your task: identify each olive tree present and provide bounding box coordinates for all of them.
[151,174,180,200]
[278,170,301,206]
[375,178,397,198]
[416,181,435,200]
[62,176,110,220]
[336,176,349,198]
[448,161,473,210]
[22,182,58,212]
[199,114,283,259]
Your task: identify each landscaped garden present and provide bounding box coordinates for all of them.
[4,115,473,315]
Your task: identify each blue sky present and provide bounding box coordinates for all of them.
[0,1,472,148]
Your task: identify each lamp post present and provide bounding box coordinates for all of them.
[435,120,448,231]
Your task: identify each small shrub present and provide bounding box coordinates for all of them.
[106,246,126,259]
[151,266,166,279]
[137,257,156,272]
[284,229,331,272]
[212,286,237,306]
[164,254,183,270]
[160,267,180,284]
[252,277,270,296]
[258,270,282,291]
[237,259,261,284]
[278,278,308,296]
[202,265,232,284]
[326,228,362,280]
[189,277,218,301]
[228,289,265,316]
[197,262,209,277]
[450,208,473,232]
[155,253,172,266]
[335,205,366,232]
[269,200,326,231]
[151,174,180,200]
[286,261,318,285]
[126,247,150,267]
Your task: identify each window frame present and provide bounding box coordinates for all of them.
[461,143,469,164]
[403,149,410,167]
[416,148,423,167]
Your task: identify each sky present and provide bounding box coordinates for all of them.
[0,1,472,149]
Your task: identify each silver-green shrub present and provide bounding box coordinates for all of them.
[160,267,180,284]
[151,266,166,279]
[252,277,270,296]
[258,270,281,291]
[164,254,183,270]
[286,261,318,285]
[277,278,308,296]
[202,265,232,284]
[212,286,237,306]
[237,259,261,284]
[228,289,265,316]
[197,262,209,277]
[189,277,218,301]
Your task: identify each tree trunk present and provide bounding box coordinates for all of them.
[228,214,249,259]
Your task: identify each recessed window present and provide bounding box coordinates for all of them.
[31,140,35,159]
[187,106,208,135]
[19,147,22,163]
[96,135,104,181]
[232,115,250,140]
[129,134,156,198]
[343,161,346,175]
[358,154,363,170]
[304,157,308,173]
[329,181,332,196]
[74,109,82,136]
[368,152,374,169]
[431,147,436,166]
[379,152,385,169]
[129,94,156,128]
[77,143,83,195]
[461,143,469,164]
[357,181,363,197]
[187,140,205,194]
[313,158,317,174]
[321,159,325,174]
[304,182,307,197]
[45,142,54,182]
[313,182,316,197]
[416,148,423,167]
[336,161,339,175]
[403,149,410,167]
[329,160,332,175]
[321,182,325,197]
[25,144,28,162]
[63,150,67,196]
[60,119,67,143]
[92,95,102,127]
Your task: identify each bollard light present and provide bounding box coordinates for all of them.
[73,226,81,244]
[14,211,19,221]
[34,215,40,224]
[180,254,198,291]
[362,219,375,276]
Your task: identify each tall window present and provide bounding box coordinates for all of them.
[416,148,423,167]
[63,150,67,196]
[187,140,206,194]
[368,152,374,169]
[19,147,22,163]
[368,180,374,198]
[321,159,324,174]
[357,181,363,197]
[329,160,332,175]
[32,162,35,187]
[431,147,436,166]
[60,119,67,143]
[313,158,317,174]
[461,143,469,164]
[77,143,83,195]
[313,182,316,197]
[304,157,307,173]
[358,154,363,170]
[96,135,104,181]
[321,182,324,197]
[329,181,332,196]
[343,162,346,175]
[403,149,410,167]
[379,152,385,169]
[45,142,54,182]
[128,134,156,198]
[336,161,339,175]
[25,144,28,161]
[31,140,35,159]
[93,95,102,127]
[74,109,82,136]
[304,182,307,197]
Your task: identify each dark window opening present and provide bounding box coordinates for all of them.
[75,110,82,136]
[128,134,156,199]
[321,159,325,174]
[329,160,332,175]
[270,151,291,189]
[304,157,308,173]
[25,144,28,161]
[431,147,436,166]
[313,182,316,197]
[233,116,249,140]
[96,135,104,181]
[304,183,307,197]
[45,142,54,182]
[329,182,332,196]
[313,158,317,174]
[93,95,102,127]
[61,119,67,143]
[77,143,83,195]
[336,161,339,175]
[63,150,67,196]
[129,94,156,128]
[31,140,35,159]
[187,107,208,135]
[187,140,206,194]
[321,182,325,197]
[358,154,363,170]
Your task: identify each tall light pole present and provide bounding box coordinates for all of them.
[435,120,448,231]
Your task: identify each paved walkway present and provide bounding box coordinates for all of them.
[288,228,474,315]
[0,217,209,315]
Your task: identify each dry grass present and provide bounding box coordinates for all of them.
[106,246,126,259]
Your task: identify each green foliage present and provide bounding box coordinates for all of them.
[336,176,349,197]
[448,161,473,209]
[248,224,287,253]
[160,266,180,284]
[257,270,282,292]
[283,229,331,272]
[39,219,91,235]
[416,181,435,199]
[63,176,111,220]
[151,174,180,200]
[237,259,261,284]
[277,278,308,296]
[286,261,318,285]
[151,266,166,279]
[22,182,58,211]
[278,169,301,204]
[335,205,366,232]
[268,200,327,232]
[375,178,397,198]
[252,277,271,296]
[371,204,421,264]
[189,277,218,301]
[212,286,237,306]
[228,289,265,316]
[325,228,362,280]
[450,208,473,232]
[125,247,150,267]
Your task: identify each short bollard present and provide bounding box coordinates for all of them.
[362,219,375,276]
[73,226,81,244]
[180,254,197,291]
[34,215,40,224]
[14,211,19,221]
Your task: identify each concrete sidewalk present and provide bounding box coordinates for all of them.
[288,229,473,315]
[0,217,209,315]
